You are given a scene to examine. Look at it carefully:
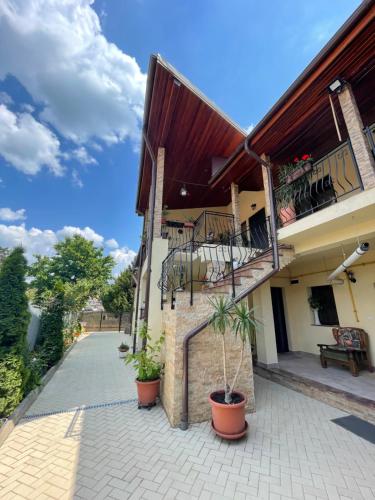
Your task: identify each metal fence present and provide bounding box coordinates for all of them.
[80,311,132,333]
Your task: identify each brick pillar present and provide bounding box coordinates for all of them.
[153,147,165,237]
[338,84,375,190]
[261,153,271,217]
[230,182,241,234]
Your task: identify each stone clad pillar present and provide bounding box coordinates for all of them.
[261,153,271,217]
[253,281,278,367]
[338,84,375,190]
[153,147,165,238]
[230,182,241,234]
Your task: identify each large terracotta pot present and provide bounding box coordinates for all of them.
[209,390,247,440]
[279,205,296,227]
[136,379,160,406]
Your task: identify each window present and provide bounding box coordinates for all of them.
[310,285,339,326]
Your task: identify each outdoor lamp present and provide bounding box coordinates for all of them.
[328,78,345,94]
[180,184,188,197]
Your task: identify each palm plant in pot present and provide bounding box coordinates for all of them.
[125,324,164,408]
[208,296,260,440]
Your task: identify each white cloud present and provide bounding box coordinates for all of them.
[110,247,136,276]
[0,104,63,175]
[21,103,35,113]
[56,225,104,246]
[0,207,26,221]
[105,238,119,249]
[0,223,58,261]
[0,0,146,146]
[0,91,13,105]
[72,146,97,165]
[72,169,83,188]
[0,222,135,275]
[245,123,254,134]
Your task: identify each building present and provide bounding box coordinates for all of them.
[132,1,375,428]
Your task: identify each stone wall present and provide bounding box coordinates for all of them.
[161,291,254,427]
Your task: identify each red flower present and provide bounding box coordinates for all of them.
[302,154,310,161]
[293,156,299,163]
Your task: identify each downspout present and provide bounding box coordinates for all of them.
[143,130,158,349]
[132,241,144,354]
[180,137,279,430]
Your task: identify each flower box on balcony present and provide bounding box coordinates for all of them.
[184,222,195,229]
[286,161,313,185]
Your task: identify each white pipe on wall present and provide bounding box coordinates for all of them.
[327,242,369,281]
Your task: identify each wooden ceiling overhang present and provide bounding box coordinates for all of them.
[136,56,246,214]
[210,0,375,192]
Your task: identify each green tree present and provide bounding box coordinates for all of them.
[29,235,114,311]
[101,267,134,317]
[0,248,31,418]
[0,248,30,353]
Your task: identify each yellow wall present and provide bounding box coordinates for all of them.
[281,250,375,366]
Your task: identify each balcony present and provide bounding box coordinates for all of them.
[274,140,363,228]
[161,210,234,249]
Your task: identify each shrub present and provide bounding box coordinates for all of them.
[37,305,64,369]
[0,354,25,418]
[0,248,30,353]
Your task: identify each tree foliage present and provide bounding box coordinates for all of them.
[0,248,30,353]
[29,235,114,311]
[0,248,31,418]
[101,267,134,316]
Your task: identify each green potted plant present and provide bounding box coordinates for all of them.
[118,342,129,359]
[308,295,322,326]
[125,324,164,408]
[208,296,260,440]
[277,163,297,226]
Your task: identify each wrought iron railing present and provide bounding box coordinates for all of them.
[161,220,194,249]
[194,210,235,243]
[158,217,272,308]
[364,122,375,160]
[274,140,363,227]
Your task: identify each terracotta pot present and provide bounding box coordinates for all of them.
[209,390,247,440]
[136,378,160,406]
[279,205,296,227]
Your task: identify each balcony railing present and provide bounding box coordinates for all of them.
[158,217,272,308]
[364,122,375,159]
[161,210,234,250]
[275,140,363,227]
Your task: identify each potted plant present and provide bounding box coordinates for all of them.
[208,296,260,440]
[308,296,322,326]
[277,163,297,226]
[125,324,164,408]
[118,342,129,358]
[287,154,314,184]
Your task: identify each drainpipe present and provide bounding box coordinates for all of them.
[142,130,157,349]
[132,241,144,354]
[327,242,369,281]
[180,138,279,430]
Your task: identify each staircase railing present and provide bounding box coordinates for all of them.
[158,216,272,308]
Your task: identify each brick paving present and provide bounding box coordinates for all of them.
[1,332,375,499]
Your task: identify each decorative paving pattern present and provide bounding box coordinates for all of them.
[0,332,375,499]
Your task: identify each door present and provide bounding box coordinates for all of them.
[271,287,289,353]
[248,208,267,249]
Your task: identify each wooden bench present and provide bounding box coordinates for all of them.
[317,327,373,377]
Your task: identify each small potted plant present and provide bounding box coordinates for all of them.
[287,154,313,184]
[118,342,129,358]
[125,324,164,408]
[308,296,322,326]
[208,296,260,440]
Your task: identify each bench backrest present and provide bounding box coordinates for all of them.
[332,327,368,350]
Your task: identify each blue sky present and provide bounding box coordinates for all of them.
[0,0,360,274]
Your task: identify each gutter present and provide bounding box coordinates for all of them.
[180,137,279,430]
[132,240,144,354]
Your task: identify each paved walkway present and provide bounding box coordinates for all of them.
[0,332,375,500]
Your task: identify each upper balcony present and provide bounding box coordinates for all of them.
[274,139,363,228]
